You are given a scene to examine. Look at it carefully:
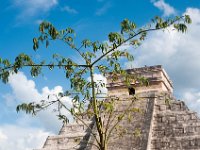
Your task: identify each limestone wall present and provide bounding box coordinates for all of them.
[34,120,94,150]
[106,65,173,97]
[151,93,200,150]
[88,92,157,150]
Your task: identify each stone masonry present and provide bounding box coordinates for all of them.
[34,65,200,150]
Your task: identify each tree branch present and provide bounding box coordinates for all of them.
[91,16,185,67]
[0,63,90,72]
[57,98,101,146]
[106,97,137,142]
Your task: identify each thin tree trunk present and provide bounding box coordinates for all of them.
[90,66,105,150]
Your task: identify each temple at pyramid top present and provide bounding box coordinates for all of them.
[106,65,173,97]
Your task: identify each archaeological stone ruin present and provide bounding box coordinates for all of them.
[34,65,200,150]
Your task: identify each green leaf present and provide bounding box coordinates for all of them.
[48,64,54,70]
[30,66,41,77]
[33,38,39,50]
[2,59,11,67]
[185,15,192,24]
[57,114,69,124]
[82,39,92,48]
[121,19,136,34]
[174,23,188,33]
[1,71,9,83]
[66,27,74,34]
[16,103,36,115]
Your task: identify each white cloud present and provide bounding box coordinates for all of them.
[4,71,73,131]
[94,74,107,95]
[87,74,107,96]
[1,71,74,149]
[0,125,51,150]
[61,6,78,14]
[13,0,58,19]
[0,130,7,141]
[8,72,41,102]
[152,0,176,16]
[96,2,112,16]
[125,8,200,114]
[183,91,200,114]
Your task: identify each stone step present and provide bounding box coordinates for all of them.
[156,98,183,104]
[59,120,94,135]
[155,121,200,127]
[42,132,91,149]
[152,126,200,138]
[155,102,189,111]
[48,132,90,139]
[151,135,200,150]
[153,112,200,124]
[155,118,200,125]
[154,110,198,117]
[151,146,200,150]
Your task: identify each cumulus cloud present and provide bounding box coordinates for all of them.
[0,130,7,141]
[13,0,58,19]
[87,73,107,96]
[1,71,74,149]
[0,125,51,150]
[94,74,107,95]
[152,0,176,16]
[8,72,41,102]
[125,8,200,114]
[183,91,200,114]
[3,71,73,131]
[61,6,78,14]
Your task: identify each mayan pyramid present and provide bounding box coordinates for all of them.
[34,65,200,150]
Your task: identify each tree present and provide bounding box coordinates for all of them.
[0,15,191,150]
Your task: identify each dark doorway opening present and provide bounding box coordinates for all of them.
[128,87,135,95]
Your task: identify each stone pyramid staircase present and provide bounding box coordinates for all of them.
[35,92,200,150]
[150,93,200,150]
[34,119,94,150]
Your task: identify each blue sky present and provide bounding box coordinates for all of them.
[0,0,200,149]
